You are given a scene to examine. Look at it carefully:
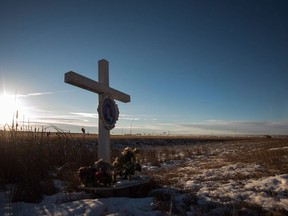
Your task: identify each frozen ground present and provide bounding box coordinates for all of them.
[0,137,288,215]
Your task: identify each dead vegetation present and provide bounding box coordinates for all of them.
[1,130,287,214]
[140,137,288,215]
[141,138,288,186]
[0,129,98,202]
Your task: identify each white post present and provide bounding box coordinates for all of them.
[98,59,110,162]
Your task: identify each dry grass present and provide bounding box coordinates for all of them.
[140,137,288,215]
[1,129,288,215]
[223,139,288,175]
[141,138,288,186]
[0,128,98,202]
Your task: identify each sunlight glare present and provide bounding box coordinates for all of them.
[0,93,26,128]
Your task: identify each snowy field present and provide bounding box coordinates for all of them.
[0,137,288,215]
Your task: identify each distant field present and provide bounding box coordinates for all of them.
[26,131,284,142]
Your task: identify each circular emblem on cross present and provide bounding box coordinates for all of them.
[98,96,119,130]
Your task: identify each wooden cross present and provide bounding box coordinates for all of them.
[64,59,130,163]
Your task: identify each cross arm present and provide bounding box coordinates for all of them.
[65,71,131,103]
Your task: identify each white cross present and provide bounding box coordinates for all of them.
[64,59,130,163]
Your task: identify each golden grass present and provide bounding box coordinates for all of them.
[142,137,288,215]
[0,128,98,202]
[142,137,288,189]
[1,128,287,208]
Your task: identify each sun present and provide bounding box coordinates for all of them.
[0,93,25,128]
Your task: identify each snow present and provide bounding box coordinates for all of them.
[268,146,288,151]
[0,191,156,216]
[1,175,287,215]
[244,175,288,210]
[1,139,288,215]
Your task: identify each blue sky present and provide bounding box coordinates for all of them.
[0,0,287,135]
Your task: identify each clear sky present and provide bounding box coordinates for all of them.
[0,0,287,135]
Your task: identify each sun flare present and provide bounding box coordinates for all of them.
[0,93,26,128]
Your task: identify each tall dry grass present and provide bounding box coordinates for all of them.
[0,127,98,202]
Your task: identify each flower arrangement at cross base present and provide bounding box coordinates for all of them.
[77,147,142,187]
[112,147,141,181]
[77,160,113,187]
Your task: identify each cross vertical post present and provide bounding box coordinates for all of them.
[98,59,110,162]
